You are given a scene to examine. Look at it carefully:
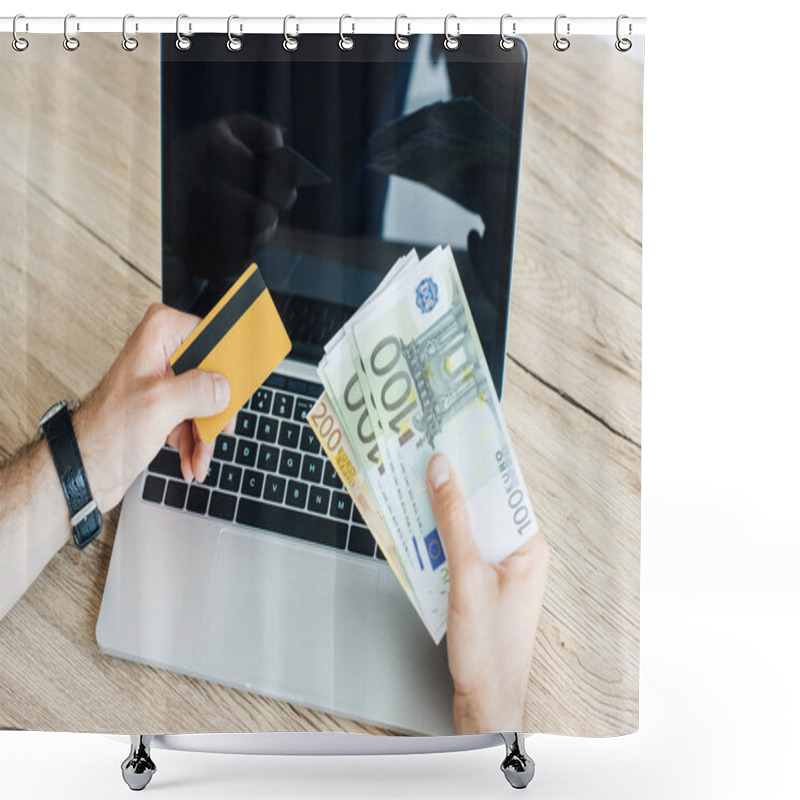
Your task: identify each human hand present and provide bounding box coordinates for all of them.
[427,453,549,734]
[166,113,298,279]
[73,303,234,513]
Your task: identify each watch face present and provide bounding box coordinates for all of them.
[39,400,68,429]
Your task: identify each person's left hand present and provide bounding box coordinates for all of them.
[72,303,233,513]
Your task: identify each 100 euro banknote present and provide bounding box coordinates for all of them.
[349,247,538,603]
[309,246,538,643]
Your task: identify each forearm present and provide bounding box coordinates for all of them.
[0,438,71,621]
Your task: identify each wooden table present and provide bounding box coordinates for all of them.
[0,33,642,737]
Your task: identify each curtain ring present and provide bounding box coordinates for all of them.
[227,15,242,51]
[615,15,632,52]
[122,14,139,51]
[553,14,570,51]
[499,14,515,50]
[339,15,354,50]
[12,14,29,52]
[175,14,192,50]
[283,15,299,51]
[394,15,410,50]
[63,13,80,51]
[444,14,459,51]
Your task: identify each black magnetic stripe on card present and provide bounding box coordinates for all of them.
[171,267,266,375]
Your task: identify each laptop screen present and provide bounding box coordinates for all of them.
[161,34,527,394]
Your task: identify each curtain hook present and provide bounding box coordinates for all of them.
[227,15,243,51]
[175,14,192,50]
[615,15,632,52]
[394,14,410,50]
[339,15,355,50]
[12,14,29,52]
[122,14,139,51]
[444,14,459,51]
[500,14,515,50]
[553,14,570,51]
[63,13,80,51]
[283,15,299,51]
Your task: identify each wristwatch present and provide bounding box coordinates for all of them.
[38,400,103,548]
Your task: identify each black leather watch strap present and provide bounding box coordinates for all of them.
[39,402,103,548]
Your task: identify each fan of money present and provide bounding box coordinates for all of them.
[308,246,538,642]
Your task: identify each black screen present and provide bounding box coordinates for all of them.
[161,34,526,394]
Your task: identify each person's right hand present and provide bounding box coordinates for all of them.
[73,303,234,513]
[166,114,298,279]
[427,453,550,734]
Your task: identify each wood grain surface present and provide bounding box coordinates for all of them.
[0,33,642,736]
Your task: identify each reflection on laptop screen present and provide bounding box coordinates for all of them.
[161,34,526,394]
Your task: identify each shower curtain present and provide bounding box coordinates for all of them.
[0,27,643,741]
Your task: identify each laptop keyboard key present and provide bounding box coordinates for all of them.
[299,426,322,454]
[257,444,279,473]
[186,485,210,515]
[220,465,242,493]
[142,475,166,503]
[293,398,314,423]
[263,475,287,504]
[164,480,188,509]
[376,545,387,561]
[202,460,220,488]
[242,469,264,498]
[236,498,348,549]
[278,421,300,448]
[287,378,308,395]
[235,411,257,438]
[352,506,365,525]
[148,448,183,479]
[265,374,286,389]
[286,480,308,509]
[235,439,257,467]
[348,525,376,557]
[301,455,323,484]
[330,491,352,520]
[256,416,278,443]
[249,387,272,413]
[323,461,344,489]
[209,491,237,521]
[273,393,294,419]
[308,486,330,515]
[279,450,300,478]
[214,435,236,462]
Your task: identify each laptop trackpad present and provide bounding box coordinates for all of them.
[197,526,454,732]
[198,528,381,707]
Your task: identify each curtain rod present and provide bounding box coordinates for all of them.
[1,16,646,37]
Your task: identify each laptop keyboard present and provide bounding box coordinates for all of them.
[141,373,386,562]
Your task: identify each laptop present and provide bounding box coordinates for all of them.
[96,33,527,735]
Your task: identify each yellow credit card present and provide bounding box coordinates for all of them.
[170,263,291,445]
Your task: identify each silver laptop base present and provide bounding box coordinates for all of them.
[120,732,534,791]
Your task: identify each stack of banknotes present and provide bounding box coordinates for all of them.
[307,246,538,643]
